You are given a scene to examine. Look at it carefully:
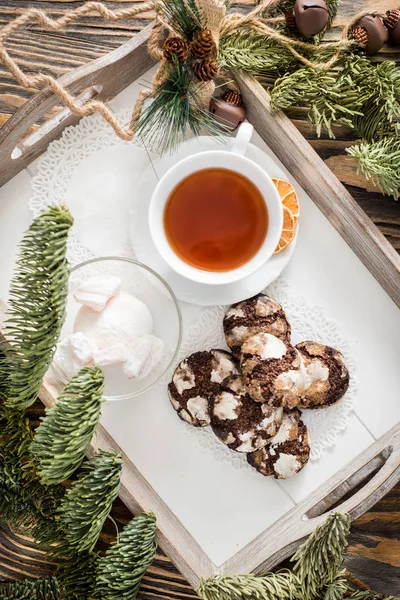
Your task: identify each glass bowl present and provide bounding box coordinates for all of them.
[51,257,182,401]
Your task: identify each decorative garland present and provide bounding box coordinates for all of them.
[0,1,399,197]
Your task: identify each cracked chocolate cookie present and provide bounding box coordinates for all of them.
[295,341,350,409]
[241,333,305,408]
[210,375,283,452]
[247,409,310,479]
[223,294,291,359]
[168,350,239,427]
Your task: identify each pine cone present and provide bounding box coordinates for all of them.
[221,90,243,107]
[384,8,400,29]
[193,59,219,81]
[163,37,189,63]
[349,26,369,48]
[190,29,216,59]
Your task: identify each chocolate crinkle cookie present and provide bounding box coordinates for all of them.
[295,341,350,409]
[168,350,239,427]
[247,409,310,479]
[210,375,283,453]
[223,294,291,359]
[241,333,304,409]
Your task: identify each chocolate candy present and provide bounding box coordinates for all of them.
[294,0,329,38]
[385,9,400,45]
[354,15,387,55]
[209,93,246,131]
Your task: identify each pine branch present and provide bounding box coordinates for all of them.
[158,0,201,40]
[30,367,104,485]
[94,512,157,600]
[219,31,296,82]
[323,570,348,600]
[352,60,400,142]
[292,513,351,600]
[0,577,66,600]
[58,450,122,553]
[197,571,300,600]
[1,205,73,412]
[55,549,98,600]
[135,59,228,154]
[347,138,400,200]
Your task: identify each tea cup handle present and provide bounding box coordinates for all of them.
[230,122,254,156]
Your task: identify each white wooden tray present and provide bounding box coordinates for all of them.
[2,27,399,590]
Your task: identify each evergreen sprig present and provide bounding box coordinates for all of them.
[1,205,73,412]
[55,549,98,600]
[219,31,296,82]
[292,513,351,600]
[30,367,105,485]
[134,58,229,153]
[94,512,157,600]
[198,571,300,600]
[347,138,400,200]
[158,0,201,40]
[0,577,66,600]
[58,450,122,553]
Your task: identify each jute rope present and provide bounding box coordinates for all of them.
[0,0,387,142]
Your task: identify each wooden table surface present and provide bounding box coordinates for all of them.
[0,1,399,598]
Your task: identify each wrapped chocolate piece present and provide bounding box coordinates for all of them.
[294,0,329,38]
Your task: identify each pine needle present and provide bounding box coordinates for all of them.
[219,31,296,82]
[1,205,73,412]
[347,138,400,200]
[55,549,98,600]
[94,512,157,600]
[30,367,105,485]
[157,0,201,40]
[197,571,300,600]
[292,513,351,600]
[58,450,122,553]
[0,577,66,600]
[135,59,229,154]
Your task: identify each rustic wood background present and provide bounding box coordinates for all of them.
[0,0,399,597]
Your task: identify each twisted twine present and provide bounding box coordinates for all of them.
[0,0,388,142]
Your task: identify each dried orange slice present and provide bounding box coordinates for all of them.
[274,206,296,254]
[272,178,299,254]
[272,177,300,223]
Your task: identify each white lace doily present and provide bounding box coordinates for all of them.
[30,111,356,463]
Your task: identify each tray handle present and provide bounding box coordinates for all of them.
[0,24,155,188]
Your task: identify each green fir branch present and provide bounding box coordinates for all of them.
[1,205,73,413]
[219,31,296,82]
[55,549,98,600]
[352,60,400,142]
[197,571,300,600]
[322,570,348,600]
[58,450,122,553]
[292,513,351,600]
[347,138,400,200]
[0,577,66,600]
[94,512,157,600]
[30,367,105,485]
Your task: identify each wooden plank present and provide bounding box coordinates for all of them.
[234,71,400,308]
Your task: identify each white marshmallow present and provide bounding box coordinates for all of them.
[73,275,121,312]
[74,292,153,349]
[53,332,97,380]
[123,335,164,380]
[93,343,128,367]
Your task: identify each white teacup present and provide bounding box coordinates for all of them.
[149,123,283,285]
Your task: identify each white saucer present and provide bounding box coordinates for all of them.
[129,136,297,306]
